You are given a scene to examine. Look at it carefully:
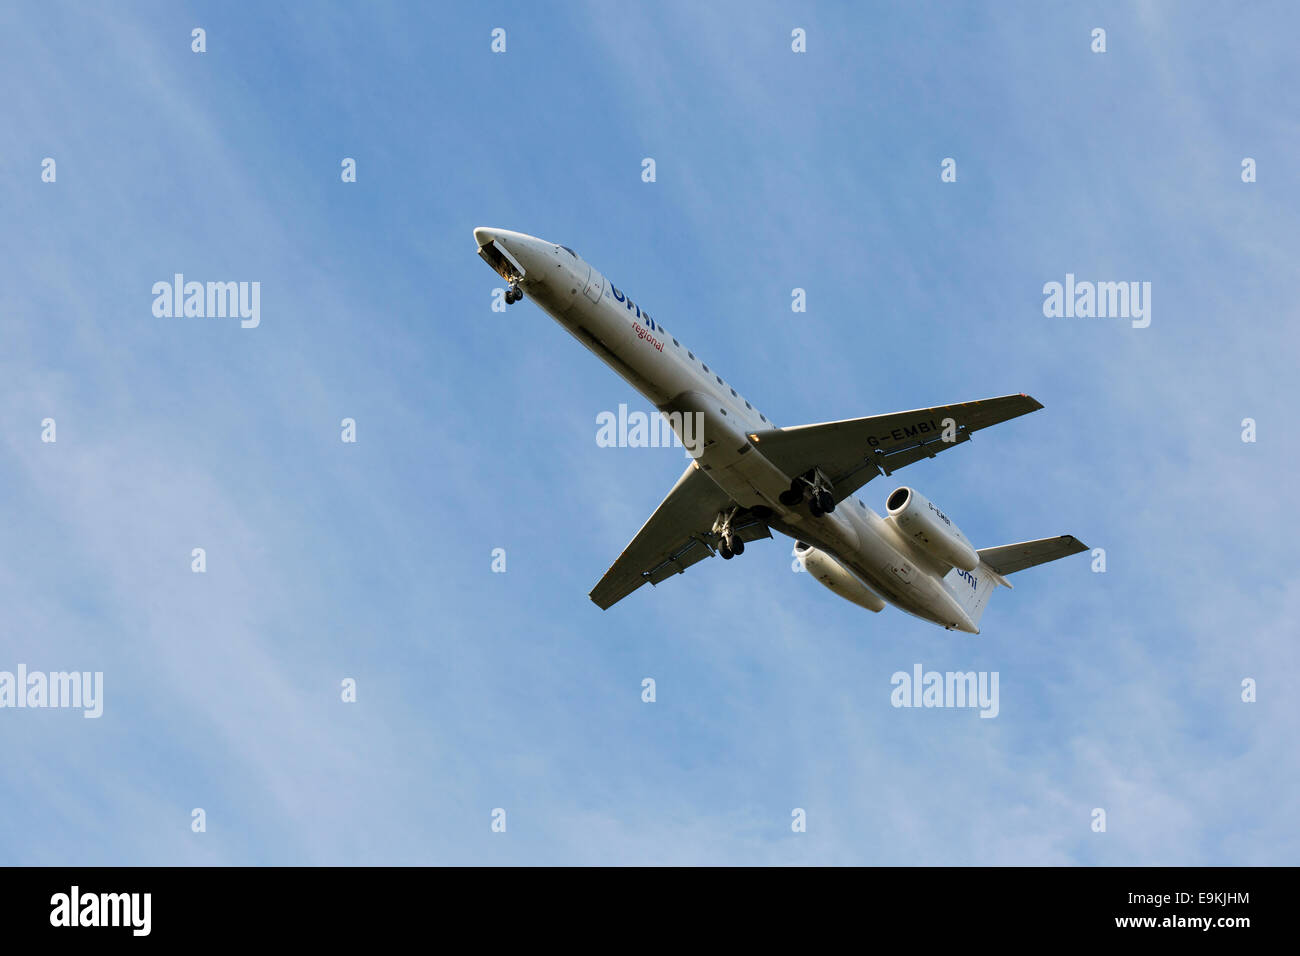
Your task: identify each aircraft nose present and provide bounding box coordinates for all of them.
[474,227,557,283]
[474,226,552,251]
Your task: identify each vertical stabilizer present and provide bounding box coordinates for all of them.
[941,562,1005,628]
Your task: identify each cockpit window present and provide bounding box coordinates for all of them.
[560,246,577,258]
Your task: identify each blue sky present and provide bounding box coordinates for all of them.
[2,1,1296,864]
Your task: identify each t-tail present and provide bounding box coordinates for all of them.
[942,535,1088,628]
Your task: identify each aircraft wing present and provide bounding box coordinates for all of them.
[978,535,1089,576]
[590,461,771,610]
[748,393,1044,503]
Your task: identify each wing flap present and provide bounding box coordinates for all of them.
[643,535,714,586]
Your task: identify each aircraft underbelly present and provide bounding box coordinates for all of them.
[769,516,956,625]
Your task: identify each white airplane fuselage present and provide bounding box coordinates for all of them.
[474,227,984,632]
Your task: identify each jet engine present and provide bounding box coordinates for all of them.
[794,542,886,612]
[884,486,979,572]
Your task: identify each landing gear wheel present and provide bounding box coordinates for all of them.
[778,489,802,506]
[505,288,516,304]
[729,535,745,556]
[817,489,835,514]
[509,282,522,302]
[808,496,824,518]
[719,541,734,560]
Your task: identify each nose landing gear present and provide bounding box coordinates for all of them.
[504,281,523,305]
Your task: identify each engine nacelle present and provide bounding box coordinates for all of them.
[884,486,979,572]
[795,542,886,612]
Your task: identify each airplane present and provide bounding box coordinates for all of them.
[474,227,1088,633]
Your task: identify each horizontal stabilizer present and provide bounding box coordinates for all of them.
[977,535,1088,576]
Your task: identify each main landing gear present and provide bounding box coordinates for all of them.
[778,472,836,517]
[713,508,747,561]
[504,281,523,305]
[808,488,835,517]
